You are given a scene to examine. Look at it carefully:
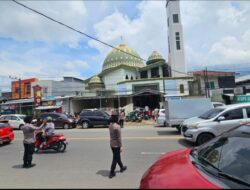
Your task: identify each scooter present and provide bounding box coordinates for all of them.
[34,131,68,153]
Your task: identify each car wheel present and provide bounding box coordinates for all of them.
[19,124,24,130]
[82,121,89,129]
[63,123,69,129]
[196,133,214,146]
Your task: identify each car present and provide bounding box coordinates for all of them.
[36,112,76,129]
[156,109,166,126]
[140,123,250,189]
[78,110,110,129]
[181,103,250,145]
[0,120,14,144]
[0,114,26,130]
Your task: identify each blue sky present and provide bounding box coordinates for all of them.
[1,0,250,91]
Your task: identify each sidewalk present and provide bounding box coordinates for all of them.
[124,119,158,128]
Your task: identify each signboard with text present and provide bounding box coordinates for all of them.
[33,85,42,106]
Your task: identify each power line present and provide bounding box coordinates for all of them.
[11,0,189,76]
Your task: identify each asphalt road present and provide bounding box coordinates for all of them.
[0,125,194,189]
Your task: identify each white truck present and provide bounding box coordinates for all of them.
[164,97,213,132]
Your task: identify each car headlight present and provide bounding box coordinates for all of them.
[187,124,198,129]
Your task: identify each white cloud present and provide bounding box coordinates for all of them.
[63,60,89,70]
[217,4,247,26]
[88,1,168,64]
[0,1,87,47]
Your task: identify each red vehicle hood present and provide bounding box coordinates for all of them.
[140,148,220,189]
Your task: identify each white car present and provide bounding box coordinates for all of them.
[156,109,166,126]
[181,103,250,145]
[0,114,26,130]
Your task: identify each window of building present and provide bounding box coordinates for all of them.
[168,36,170,53]
[125,75,129,80]
[151,67,159,78]
[15,87,19,93]
[131,76,134,80]
[173,14,179,23]
[209,82,215,89]
[180,84,184,94]
[162,65,171,77]
[43,87,48,94]
[175,32,181,50]
[140,71,148,79]
[25,83,31,94]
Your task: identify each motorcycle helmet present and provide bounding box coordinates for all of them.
[46,116,53,122]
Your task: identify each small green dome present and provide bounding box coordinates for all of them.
[89,75,103,84]
[146,50,165,65]
[102,43,144,71]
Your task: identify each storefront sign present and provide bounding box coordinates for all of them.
[234,95,250,103]
[33,85,42,106]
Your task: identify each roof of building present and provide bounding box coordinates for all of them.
[191,70,235,76]
[146,50,165,65]
[102,43,144,71]
[89,75,103,84]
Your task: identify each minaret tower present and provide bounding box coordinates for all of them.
[166,0,187,77]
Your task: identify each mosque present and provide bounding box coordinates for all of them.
[70,0,192,113]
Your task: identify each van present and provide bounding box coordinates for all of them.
[181,103,250,145]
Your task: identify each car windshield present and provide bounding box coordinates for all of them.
[195,125,250,188]
[198,108,224,120]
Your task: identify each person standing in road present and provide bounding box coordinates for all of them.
[118,109,125,128]
[21,115,45,168]
[109,114,127,178]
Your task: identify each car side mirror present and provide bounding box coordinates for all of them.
[217,116,225,122]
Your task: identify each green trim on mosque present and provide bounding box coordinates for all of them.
[117,76,194,84]
[139,60,167,71]
[99,64,140,77]
[102,43,145,71]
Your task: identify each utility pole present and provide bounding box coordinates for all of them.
[205,67,210,98]
[203,70,207,98]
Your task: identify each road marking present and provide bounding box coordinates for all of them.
[141,152,165,155]
[13,136,183,141]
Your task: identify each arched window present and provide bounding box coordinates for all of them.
[131,76,134,80]
[125,75,129,80]
[180,84,184,94]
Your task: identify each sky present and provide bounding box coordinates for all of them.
[0,0,250,91]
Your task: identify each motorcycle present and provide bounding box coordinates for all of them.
[34,131,68,153]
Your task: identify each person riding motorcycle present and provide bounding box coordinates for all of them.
[41,116,55,147]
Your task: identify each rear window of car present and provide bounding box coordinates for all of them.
[0,123,9,128]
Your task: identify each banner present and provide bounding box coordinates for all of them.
[33,85,42,106]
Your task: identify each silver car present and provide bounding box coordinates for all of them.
[181,103,250,145]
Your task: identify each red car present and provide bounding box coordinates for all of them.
[140,124,250,189]
[0,120,14,144]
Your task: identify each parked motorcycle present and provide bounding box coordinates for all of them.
[34,131,67,153]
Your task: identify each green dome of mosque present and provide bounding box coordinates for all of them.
[89,75,103,84]
[102,43,144,71]
[146,50,165,65]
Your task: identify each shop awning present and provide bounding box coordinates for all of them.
[35,105,62,110]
